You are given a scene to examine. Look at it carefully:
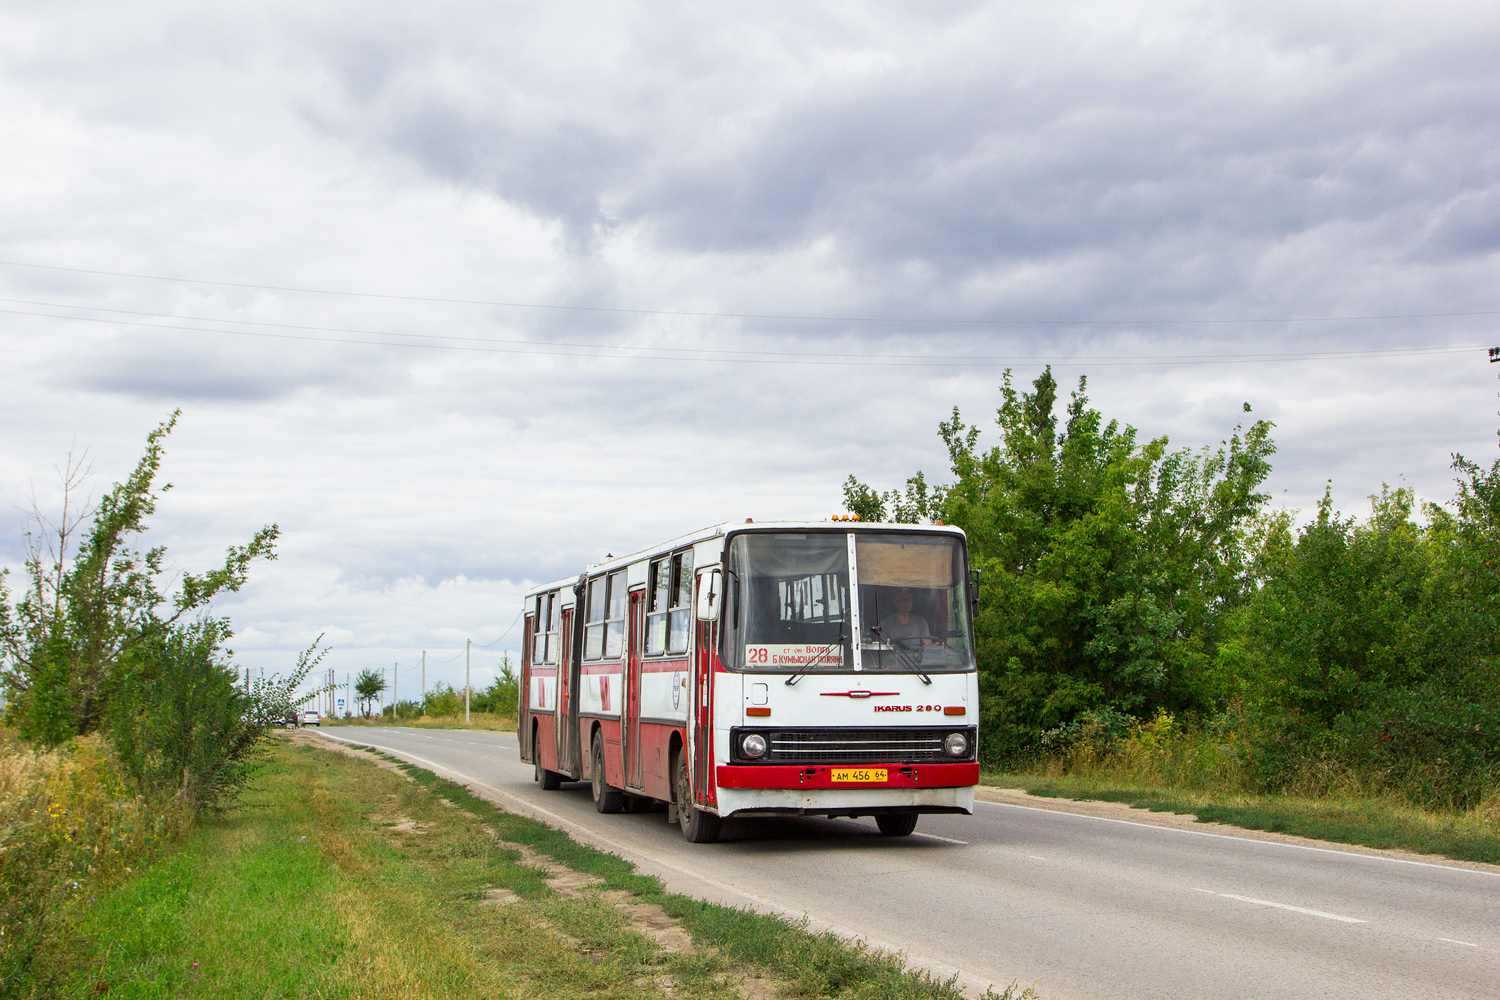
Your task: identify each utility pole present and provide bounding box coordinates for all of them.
[421,650,426,713]
[465,639,472,723]
[393,661,398,721]
[1490,347,1500,450]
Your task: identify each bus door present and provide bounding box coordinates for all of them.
[625,588,645,789]
[556,604,580,779]
[519,613,534,761]
[692,571,715,807]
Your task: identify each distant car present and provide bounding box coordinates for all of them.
[298,710,322,727]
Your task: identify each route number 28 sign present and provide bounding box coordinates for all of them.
[743,644,845,668]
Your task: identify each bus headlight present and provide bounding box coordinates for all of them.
[944,732,969,757]
[741,734,768,759]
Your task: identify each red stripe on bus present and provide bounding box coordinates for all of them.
[716,762,979,789]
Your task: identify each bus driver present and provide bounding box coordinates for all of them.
[878,587,931,643]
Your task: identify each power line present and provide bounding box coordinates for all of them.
[2,294,1492,363]
[474,610,523,648]
[3,257,1498,327]
[0,302,1487,369]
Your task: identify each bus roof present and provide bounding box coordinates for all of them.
[522,520,966,600]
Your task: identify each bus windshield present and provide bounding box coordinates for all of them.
[723,531,975,674]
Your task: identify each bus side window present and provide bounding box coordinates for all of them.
[647,558,670,655]
[585,576,607,659]
[669,550,693,653]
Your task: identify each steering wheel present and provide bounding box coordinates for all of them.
[893,633,954,650]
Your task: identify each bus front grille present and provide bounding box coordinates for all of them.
[731,727,976,764]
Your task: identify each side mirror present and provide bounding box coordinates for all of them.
[969,567,981,619]
[696,569,722,621]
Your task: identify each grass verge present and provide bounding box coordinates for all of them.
[364,744,1028,999]
[36,735,1027,998]
[986,771,1500,866]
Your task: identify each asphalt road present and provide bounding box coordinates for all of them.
[312,727,1499,999]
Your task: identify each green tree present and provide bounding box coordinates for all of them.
[471,655,519,717]
[0,414,313,814]
[0,412,278,745]
[846,368,1276,760]
[354,668,386,718]
[1219,469,1500,805]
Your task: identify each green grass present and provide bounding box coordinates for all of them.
[369,747,1031,999]
[34,737,1029,999]
[987,771,1500,866]
[40,742,730,999]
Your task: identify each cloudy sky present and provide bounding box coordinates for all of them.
[3,1,1498,701]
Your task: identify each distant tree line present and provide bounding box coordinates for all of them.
[845,369,1500,808]
[356,663,519,721]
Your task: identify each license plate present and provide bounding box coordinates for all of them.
[831,768,887,783]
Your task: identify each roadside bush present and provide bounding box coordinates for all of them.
[107,623,266,811]
[383,700,424,721]
[1034,709,1248,792]
[422,684,462,717]
[1223,483,1500,809]
[0,731,182,993]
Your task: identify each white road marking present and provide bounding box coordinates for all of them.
[912,832,968,845]
[1027,855,1047,860]
[980,799,1500,880]
[1438,938,1478,947]
[1193,888,1365,924]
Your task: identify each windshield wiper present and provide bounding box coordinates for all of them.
[870,625,932,684]
[785,632,845,686]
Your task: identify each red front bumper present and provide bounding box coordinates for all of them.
[716,762,979,790]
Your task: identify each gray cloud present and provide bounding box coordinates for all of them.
[3,0,1499,690]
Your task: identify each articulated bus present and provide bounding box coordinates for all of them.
[519,520,980,843]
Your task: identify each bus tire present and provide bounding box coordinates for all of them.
[875,812,919,837]
[535,729,562,791]
[591,731,625,813]
[673,750,722,843]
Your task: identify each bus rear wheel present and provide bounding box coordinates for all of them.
[673,750,721,843]
[875,812,919,837]
[591,731,625,814]
[534,725,561,791]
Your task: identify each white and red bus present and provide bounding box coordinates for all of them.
[519,520,980,843]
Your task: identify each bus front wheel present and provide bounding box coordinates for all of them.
[673,750,722,844]
[875,812,919,837]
